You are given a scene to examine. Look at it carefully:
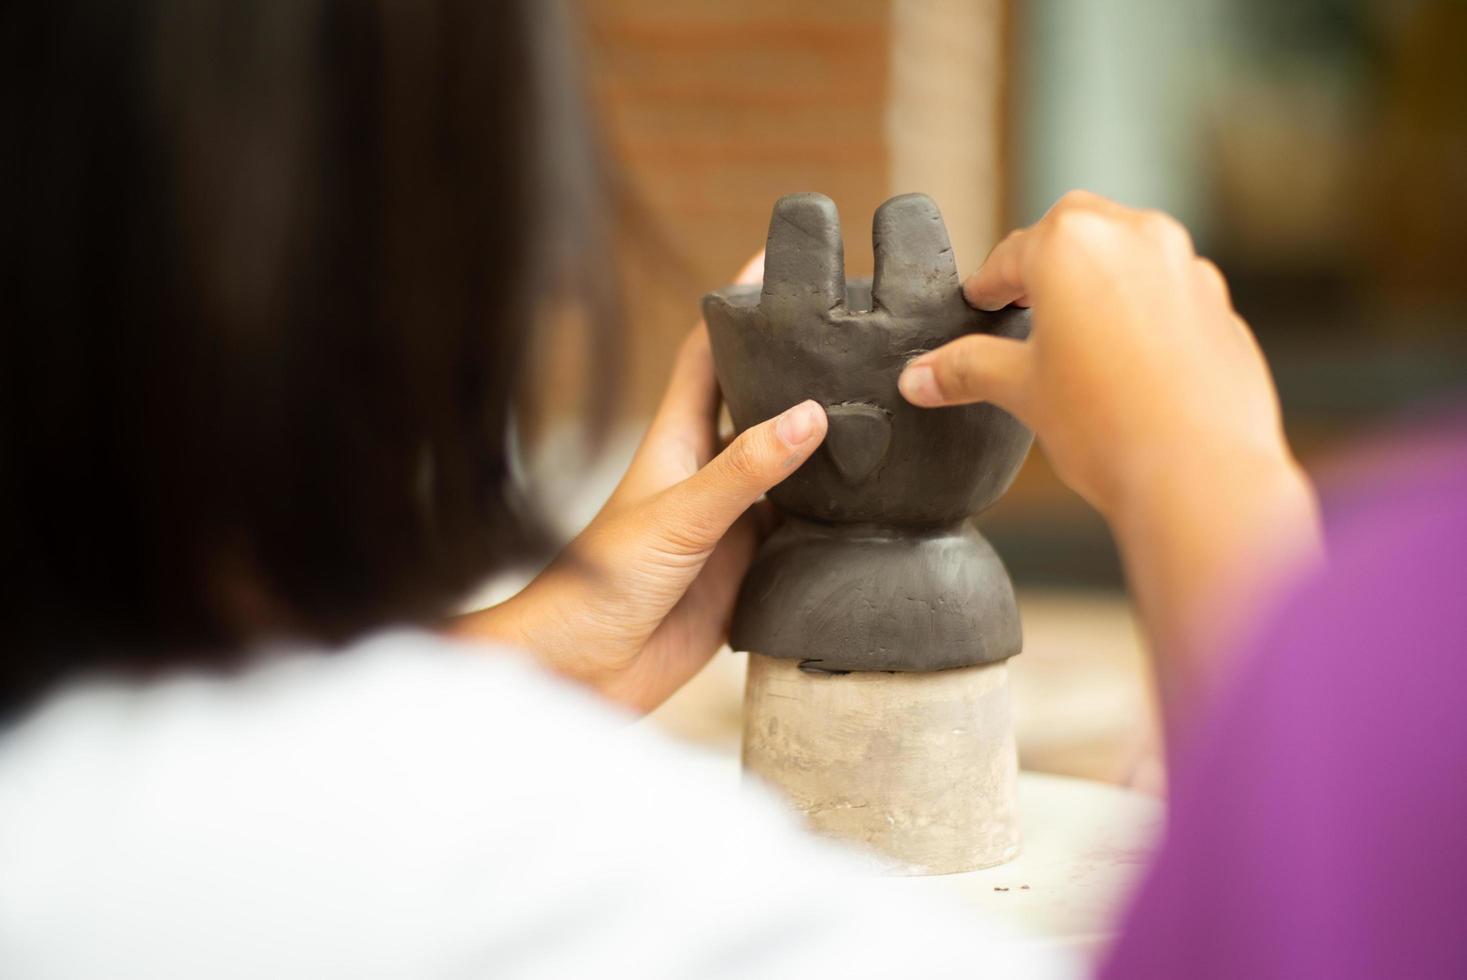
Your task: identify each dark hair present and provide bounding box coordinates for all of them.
[0,0,608,708]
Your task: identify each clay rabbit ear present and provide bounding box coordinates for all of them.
[760,192,847,321]
[871,193,961,316]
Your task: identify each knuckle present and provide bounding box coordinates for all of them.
[654,503,719,557]
[995,253,1024,294]
[723,431,768,483]
[1195,257,1229,297]
[990,227,1027,265]
[1139,209,1193,256]
[935,344,981,395]
[1054,188,1102,214]
[1045,206,1114,252]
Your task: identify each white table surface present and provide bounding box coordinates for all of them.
[651,717,1163,959]
[886,771,1162,956]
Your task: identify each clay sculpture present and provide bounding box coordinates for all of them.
[704,192,1032,674]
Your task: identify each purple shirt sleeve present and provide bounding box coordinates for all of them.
[1101,443,1467,978]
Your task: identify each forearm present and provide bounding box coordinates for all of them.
[1111,449,1324,740]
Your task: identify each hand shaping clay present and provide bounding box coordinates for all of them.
[704,192,1032,672]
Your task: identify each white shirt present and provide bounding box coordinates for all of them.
[0,632,1072,978]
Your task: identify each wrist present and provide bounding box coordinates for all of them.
[450,581,538,655]
[1105,434,1310,537]
[1103,442,1320,737]
[460,552,643,691]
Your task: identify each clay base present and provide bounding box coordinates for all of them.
[742,653,1020,875]
[731,519,1022,673]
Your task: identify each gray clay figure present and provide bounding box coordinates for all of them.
[704,192,1032,672]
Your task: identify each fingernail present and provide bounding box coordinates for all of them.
[775,400,821,446]
[899,364,941,405]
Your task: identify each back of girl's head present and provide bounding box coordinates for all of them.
[0,0,604,708]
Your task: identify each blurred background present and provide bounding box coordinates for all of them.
[519,0,1467,788]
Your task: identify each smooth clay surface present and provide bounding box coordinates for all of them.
[732,519,1020,673]
[705,192,1031,671]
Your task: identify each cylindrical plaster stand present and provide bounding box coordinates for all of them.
[705,192,1033,876]
[743,655,1020,874]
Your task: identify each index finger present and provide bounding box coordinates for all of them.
[965,191,1135,311]
[650,325,719,450]
[734,249,765,286]
[647,251,765,457]
[963,226,1038,311]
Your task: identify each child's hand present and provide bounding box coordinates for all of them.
[898,192,1321,725]
[457,255,828,712]
[897,189,1292,522]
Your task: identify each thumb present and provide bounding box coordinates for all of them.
[898,334,1031,414]
[651,400,827,555]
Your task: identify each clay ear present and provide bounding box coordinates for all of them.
[760,193,847,321]
[871,193,961,316]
